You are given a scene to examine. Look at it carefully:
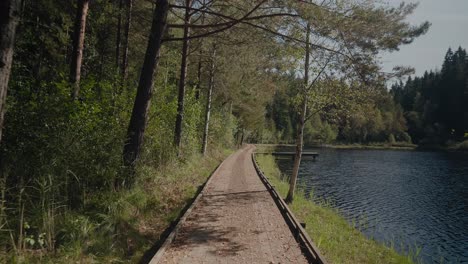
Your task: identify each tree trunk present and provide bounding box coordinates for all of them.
[286,23,310,204]
[115,0,123,68]
[195,52,203,100]
[0,0,21,143]
[201,46,216,155]
[121,0,169,185]
[121,0,132,85]
[174,0,192,154]
[70,0,90,99]
[240,130,245,146]
[194,5,205,100]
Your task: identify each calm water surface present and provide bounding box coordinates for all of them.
[276,148,468,263]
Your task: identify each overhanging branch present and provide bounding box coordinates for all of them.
[168,13,299,29]
[164,0,268,42]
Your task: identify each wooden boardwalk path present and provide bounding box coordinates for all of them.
[150,145,309,264]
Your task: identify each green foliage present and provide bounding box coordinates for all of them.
[0,73,236,261]
[266,76,407,145]
[304,115,338,145]
[0,0,431,261]
[0,75,129,254]
[210,110,237,148]
[1,0,238,260]
[392,47,468,145]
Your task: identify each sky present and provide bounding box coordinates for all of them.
[381,0,468,76]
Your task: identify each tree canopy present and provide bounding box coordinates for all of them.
[0,0,432,260]
[391,47,468,144]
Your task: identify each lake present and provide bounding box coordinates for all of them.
[275,148,468,263]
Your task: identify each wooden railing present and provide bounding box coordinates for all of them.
[252,153,328,264]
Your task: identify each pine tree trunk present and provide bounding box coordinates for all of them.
[201,47,216,155]
[286,23,310,204]
[115,0,123,68]
[121,0,132,85]
[174,0,192,153]
[0,0,21,143]
[70,0,90,99]
[121,0,169,183]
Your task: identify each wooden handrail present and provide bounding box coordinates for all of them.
[252,153,328,264]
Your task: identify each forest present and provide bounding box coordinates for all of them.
[265,47,468,147]
[265,77,410,145]
[0,0,435,262]
[391,47,468,145]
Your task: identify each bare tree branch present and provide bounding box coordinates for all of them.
[164,0,268,42]
[168,13,299,29]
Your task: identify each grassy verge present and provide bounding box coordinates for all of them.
[3,148,231,263]
[255,154,418,264]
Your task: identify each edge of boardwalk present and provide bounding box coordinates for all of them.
[146,152,234,264]
[252,152,328,264]
[147,147,327,264]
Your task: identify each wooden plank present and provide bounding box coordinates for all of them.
[252,153,328,264]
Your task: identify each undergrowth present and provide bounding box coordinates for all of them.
[255,154,420,264]
[0,67,237,263]
[1,147,231,263]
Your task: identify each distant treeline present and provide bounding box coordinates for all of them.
[265,74,409,145]
[265,47,467,146]
[391,47,468,144]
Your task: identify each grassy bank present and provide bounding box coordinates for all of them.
[255,154,418,264]
[2,148,231,263]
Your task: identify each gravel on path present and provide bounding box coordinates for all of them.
[156,145,309,264]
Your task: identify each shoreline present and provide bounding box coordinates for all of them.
[256,142,417,150]
[254,153,419,264]
[257,142,468,152]
[321,143,416,150]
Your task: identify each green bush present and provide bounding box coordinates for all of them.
[0,71,236,261]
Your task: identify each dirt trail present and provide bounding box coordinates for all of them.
[155,145,308,264]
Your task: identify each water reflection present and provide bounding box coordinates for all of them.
[276,148,468,263]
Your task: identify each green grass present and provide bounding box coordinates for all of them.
[255,154,420,264]
[2,147,232,263]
